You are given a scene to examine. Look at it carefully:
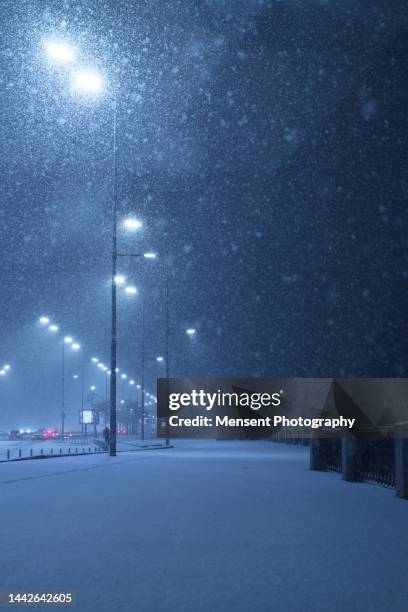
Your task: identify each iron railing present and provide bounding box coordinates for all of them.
[319,438,342,473]
[355,436,395,488]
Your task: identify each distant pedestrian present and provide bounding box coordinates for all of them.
[103,426,110,450]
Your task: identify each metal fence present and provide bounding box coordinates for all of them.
[356,437,395,488]
[276,427,397,489]
[1,445,104,462]
[319,438,342,473]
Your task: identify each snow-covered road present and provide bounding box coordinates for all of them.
[1,440,406,612]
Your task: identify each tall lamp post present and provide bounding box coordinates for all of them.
[115,249,156,440]
[42,38,119,455]
[165,263,170,447]
[110,92,118,456]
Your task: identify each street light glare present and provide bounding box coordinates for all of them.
[156,356,164,362]
[91,357,99,363]
[186,328,196,335]
[124,286,138,295]
[64,336,73,344]
[114,274,126,285]
[71,69,104,96]
[123,217,143,232]
[45,40,75,64]
[4,364,10,371]
[72,342,81,350]
[49,324,59,332]
[129,380,135,385]
[39,316,50,325]
[143,252,157,259]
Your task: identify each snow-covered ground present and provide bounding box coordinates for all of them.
[1,440,407,612]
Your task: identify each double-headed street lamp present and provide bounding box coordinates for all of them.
[0,364,11,377]
[42,39,170,454]
[42,37,122,455]
[39,316,81,436]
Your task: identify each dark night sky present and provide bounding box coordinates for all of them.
[0,0,408,428]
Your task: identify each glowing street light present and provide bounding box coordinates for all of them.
[124,285,138,296]
[4,364,10,371]
[114,274,126,285]
[156,356,164,363]
[49,324,59,333]
[90,385,96,391]
[186,328,196,336]
[72,342,81,351]
[143,252,157,259]
[39,316,50,325]
[71,69,104,96]
[121,373,127,380]
[64,336,73,344]
[123,217,143,232]
[44,40,75,64]
[0,370,5,377]
[91,357,99,363]
[129,380,135,386]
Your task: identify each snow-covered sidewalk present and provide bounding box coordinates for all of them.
[1,440,407,612]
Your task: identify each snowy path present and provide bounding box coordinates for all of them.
[0,440,407,612]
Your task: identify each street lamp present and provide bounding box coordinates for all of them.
[39,316,50,325]
[123,217,143,231]
[42,38,125,457]
[124,285,138,295]
[44,40,76,64]
[114,274,126,285]
[71,69,104,96]
[62,336,81,439]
